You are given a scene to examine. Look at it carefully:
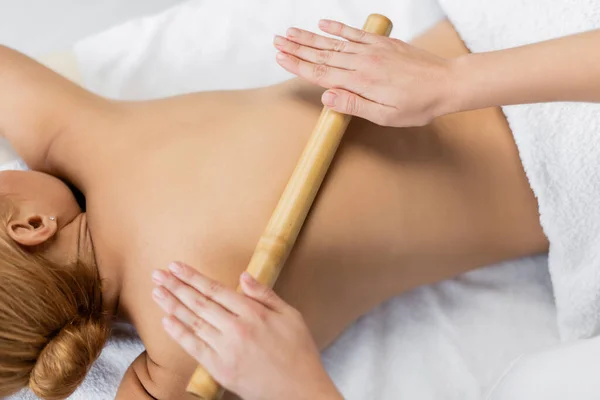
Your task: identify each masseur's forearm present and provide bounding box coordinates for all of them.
[454,29,600,112]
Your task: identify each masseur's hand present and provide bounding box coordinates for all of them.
[151,263,342,400]
[274,19,457,127]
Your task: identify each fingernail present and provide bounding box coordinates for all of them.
[168,262,183,275]
[287,27,300,37]
[276,52,288,62]
[152,287,166,301]
[242,272,257,286]
[273,35,285,48]
[319,19,331,29]
[152,270,167,284]
[322,91,337,107]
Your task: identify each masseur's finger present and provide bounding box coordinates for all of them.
[152,285,220,347]
[284,27,362,53]
[321,89,397,126]
[318,19,378,44]
[167,262,251,316]
[239,272,287,313]
[276,52,354,90]
[162,315,219,370]
[274,35,355,69]
[155,268,236,332]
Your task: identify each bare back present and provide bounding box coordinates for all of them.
[71,20,546,398]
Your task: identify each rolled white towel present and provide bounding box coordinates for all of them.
[439,0,600,341]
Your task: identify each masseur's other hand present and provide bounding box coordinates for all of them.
[151,263,342,400]
[274,19,458,127]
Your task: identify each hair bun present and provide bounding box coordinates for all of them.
[29,317,109,400]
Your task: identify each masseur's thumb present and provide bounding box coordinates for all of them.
[240,272,286,312]
[322,89,393,126]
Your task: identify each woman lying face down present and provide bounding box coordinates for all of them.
[0,20,547,400]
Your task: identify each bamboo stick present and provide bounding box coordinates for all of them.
[187,13,393,399]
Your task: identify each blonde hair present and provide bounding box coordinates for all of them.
[0,199,109,399]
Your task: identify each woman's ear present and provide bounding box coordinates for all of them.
[7,214,58,247]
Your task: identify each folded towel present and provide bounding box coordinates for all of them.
[439,0,600,341]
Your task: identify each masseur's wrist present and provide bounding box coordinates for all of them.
[443,53,482,116]
[447,50,520,114]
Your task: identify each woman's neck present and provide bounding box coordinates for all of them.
[77,213,123,319]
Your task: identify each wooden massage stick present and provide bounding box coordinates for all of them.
[187,13,393,399]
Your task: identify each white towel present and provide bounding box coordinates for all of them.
[438,0,600,341]
[9,324,144,400]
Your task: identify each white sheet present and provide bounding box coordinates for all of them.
[6,1,561,399]
[489,335,600,400]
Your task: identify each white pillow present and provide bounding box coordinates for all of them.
[73,0,444,100]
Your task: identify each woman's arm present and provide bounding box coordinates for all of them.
[0,46,98,171]
[116,351,201,400]
[454,28,600,112]
[274,20,600,126]
[115,353,158,400]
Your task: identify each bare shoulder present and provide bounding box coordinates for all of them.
[116,243,253,397]
[116,350,200,400]
[123,289,200,399]
[117,259,210,399]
